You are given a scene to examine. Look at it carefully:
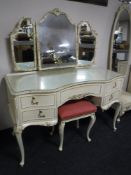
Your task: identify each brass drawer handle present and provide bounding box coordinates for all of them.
[38,110,46,118]
[31,97,38,105]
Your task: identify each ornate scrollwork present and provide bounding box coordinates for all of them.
[69,93,89,100]
[50,8,64,16]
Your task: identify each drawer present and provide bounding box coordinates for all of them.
[22,108,56,122]
[104,79,123,95]
[60,84,101,104]
[20,94,55,109]
[102,91,120,106]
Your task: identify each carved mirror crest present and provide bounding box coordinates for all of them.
[37,8,77,70]
[77,21,97,66]
[108,4,130,75]
[10,17,37,71]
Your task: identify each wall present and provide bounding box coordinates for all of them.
[0,0,123,130]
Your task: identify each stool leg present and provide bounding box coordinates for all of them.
[87,114,96,142]
[59,122,65,151]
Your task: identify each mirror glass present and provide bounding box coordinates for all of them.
[77,21,96,65]
[10,17,37,71]
[37,8,77,70]
[108,5,130,75]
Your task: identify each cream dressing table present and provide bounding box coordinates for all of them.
[6,8,124,166]
[5,67,124,166]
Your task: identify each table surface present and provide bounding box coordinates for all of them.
[5,67,123,94]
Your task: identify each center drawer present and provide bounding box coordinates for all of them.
[20,94,55,109]
[60,84,101,104]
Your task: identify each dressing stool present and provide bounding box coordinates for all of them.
[120,91,131,117]
[58,99,97,151]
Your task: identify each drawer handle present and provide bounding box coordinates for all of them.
[38,110,46,118]
[31,97,38,105]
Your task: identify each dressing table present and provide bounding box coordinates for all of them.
[5,8,124,166]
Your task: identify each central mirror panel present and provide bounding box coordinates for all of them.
[37,8,77,70]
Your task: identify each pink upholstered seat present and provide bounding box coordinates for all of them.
[57,99,97,151]
[58,100,97,121]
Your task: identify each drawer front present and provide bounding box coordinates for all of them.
[20,94,55,109]
[104,79,123,95]
[60,84,101,104]
[22,108,56,122]
[102,91,120,106]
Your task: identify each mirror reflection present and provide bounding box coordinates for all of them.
[10,17,37,71]
[112,10,130,74]
[109,5,130,75]
[77,21,96,64]
[37,8,77,69]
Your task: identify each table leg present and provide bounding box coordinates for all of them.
[15,130,25,166]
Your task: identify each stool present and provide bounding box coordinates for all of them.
[58,99,97,151]
[120,91,131,117]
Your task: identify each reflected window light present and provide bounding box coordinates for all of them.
[46,49,55,53]
[114,30,120,34]
[70,56,76,60]
[59,43,70,47]
[76,74,86,81]
[56,51,65,54]
[40,81,45,89]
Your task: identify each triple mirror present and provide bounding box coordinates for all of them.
[10,9,97,72]
[108,4,130,75]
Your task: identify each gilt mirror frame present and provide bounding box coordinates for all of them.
[36,8,77,70]
[10,17,37,72]
[108,4,131,72]
[77,20,97,66]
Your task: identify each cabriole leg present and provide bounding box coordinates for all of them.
[87,114,96,142]
[113,103,121,131]
[15,129,25,166]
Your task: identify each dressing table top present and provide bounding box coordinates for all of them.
[5,67,124,95]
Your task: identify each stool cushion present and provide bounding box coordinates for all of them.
[58,100,97,121]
